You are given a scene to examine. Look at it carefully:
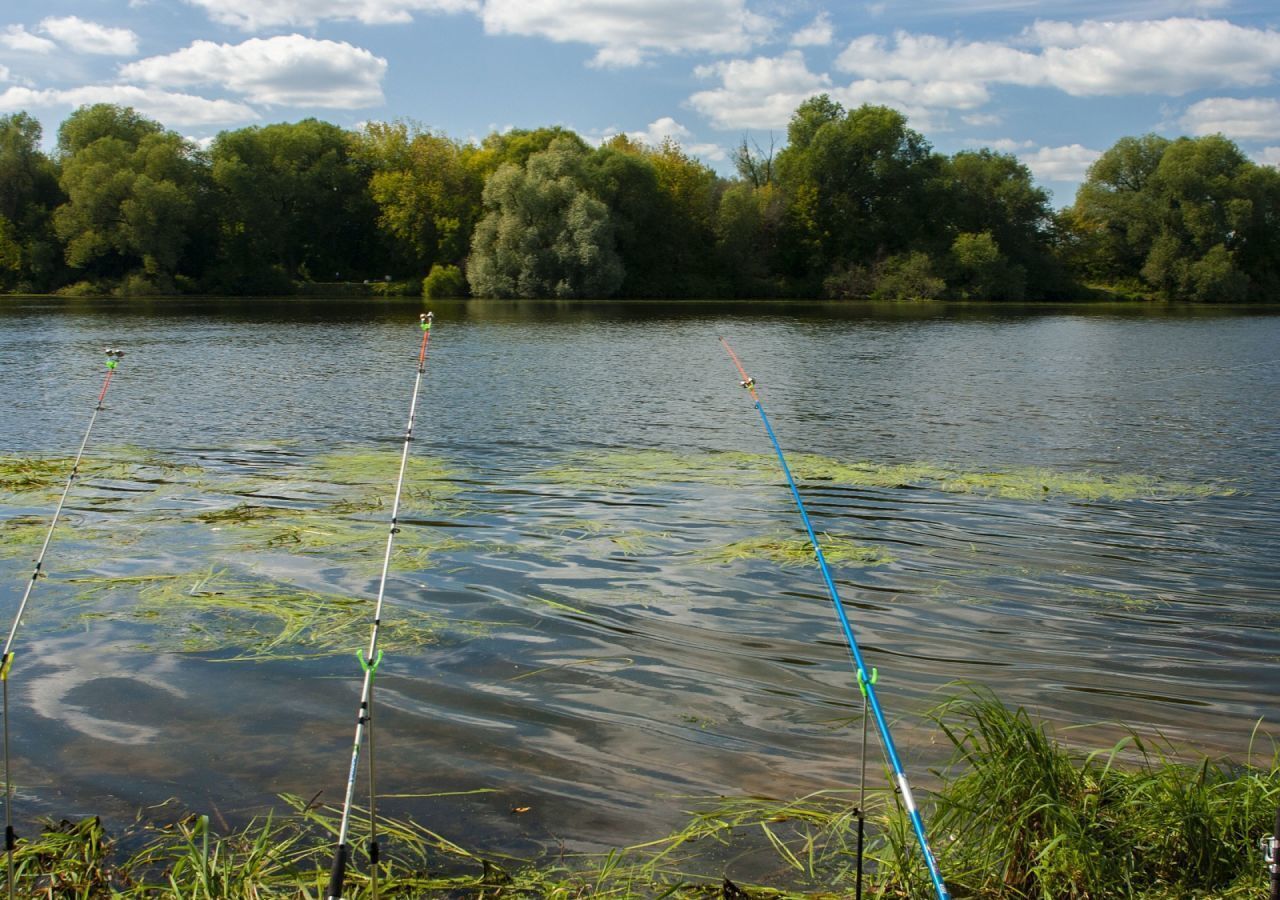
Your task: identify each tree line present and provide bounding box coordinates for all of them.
[1,97,1277,301]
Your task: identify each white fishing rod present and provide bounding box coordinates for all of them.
[326,313,433,900]
[2,348,125,900]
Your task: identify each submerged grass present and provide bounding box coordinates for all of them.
[702,533,894,568]
[8,689,1270,897]
[0,450,202,495]
[73,568,443,661]
[302,450,463,500]
[199,502,476,571]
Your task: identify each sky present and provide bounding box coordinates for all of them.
[1,0,1278,206]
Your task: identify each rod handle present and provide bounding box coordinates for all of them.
[326,842,348,900]
[1270,805,1280,900]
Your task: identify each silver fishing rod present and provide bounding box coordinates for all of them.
[326,313,433,900]
[2,348,125,900]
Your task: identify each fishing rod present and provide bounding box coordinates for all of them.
[1,348,125,900]
[1263,805,1280,900]
[326,312,434,900]
[719,338,950,900]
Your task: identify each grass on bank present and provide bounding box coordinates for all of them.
[4,688,1275,898]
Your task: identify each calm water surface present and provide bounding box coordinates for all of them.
[0,298,1277,854]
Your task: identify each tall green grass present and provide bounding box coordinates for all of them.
[873,686,1278,898]
[3,689,1274,897]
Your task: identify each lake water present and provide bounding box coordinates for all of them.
[0,297,1277,856]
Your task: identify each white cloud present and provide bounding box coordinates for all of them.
[38,16,139,56]
[689,51,830,129]
[609,115,726,160]
[1,25,56,53]
[1181,97,1280,141]
[120,35,388,108]
[0,85,258,126]
[838,32,1040,85]
[962,112,1003,126]
[791,12,833,48]
[1030,19,1280,95]
[0,65,7,83]
[837,18,1280,97]
[838,77,987,110]
[969,137,1035,152]
[182,0,477,30]
[688,50,987,131]
[481,0,772,68]
[1256,147,1280,168]
[1019,144,1102,182]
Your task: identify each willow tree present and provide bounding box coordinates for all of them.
[467,137,622,298]
[1073,133,1278,301]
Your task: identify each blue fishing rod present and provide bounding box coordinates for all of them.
[326,313,433,900]
[720,338,949,900]
[2,348,125,900]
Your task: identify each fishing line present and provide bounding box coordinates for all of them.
[719,337,950,900]
[326,313,433,900]
[1,348,125,900]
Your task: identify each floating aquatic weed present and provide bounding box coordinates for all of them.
[199,502,480,574]
[194,502,293,525]
[75,568,443,661]
[533,448,1230,503]
[537,448,769,490]
[0,450,204,497]
[522,519,670,559]
[0,515,59,559]
[304,449,463,497]
[389,535,488,572]
[526,517,610,539]
[790,454,1230,502]
[702,533,894,568]
[0,456,79,492]
[1067,585,1160,610]
[605,528,672,556]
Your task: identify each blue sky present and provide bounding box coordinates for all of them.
[1,0,1278,205]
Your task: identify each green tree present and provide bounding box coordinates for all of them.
[358,121,482,276]
[471,127,590,180]
[210,119,379,292]
[467,137,622,298]
[644,138,724,294]
[942,149,1057,295]
[1070,134,1170,286]
[422,263,467,298]
[732,135,775,189]
[583,136,669,296]
[53,104,205,292]
[715,180,784,295]
[0,112,64,291]
[950,231,1025,300]
[776,100,941,279]
[1073,133,1272,300]
[0,215,21,290]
